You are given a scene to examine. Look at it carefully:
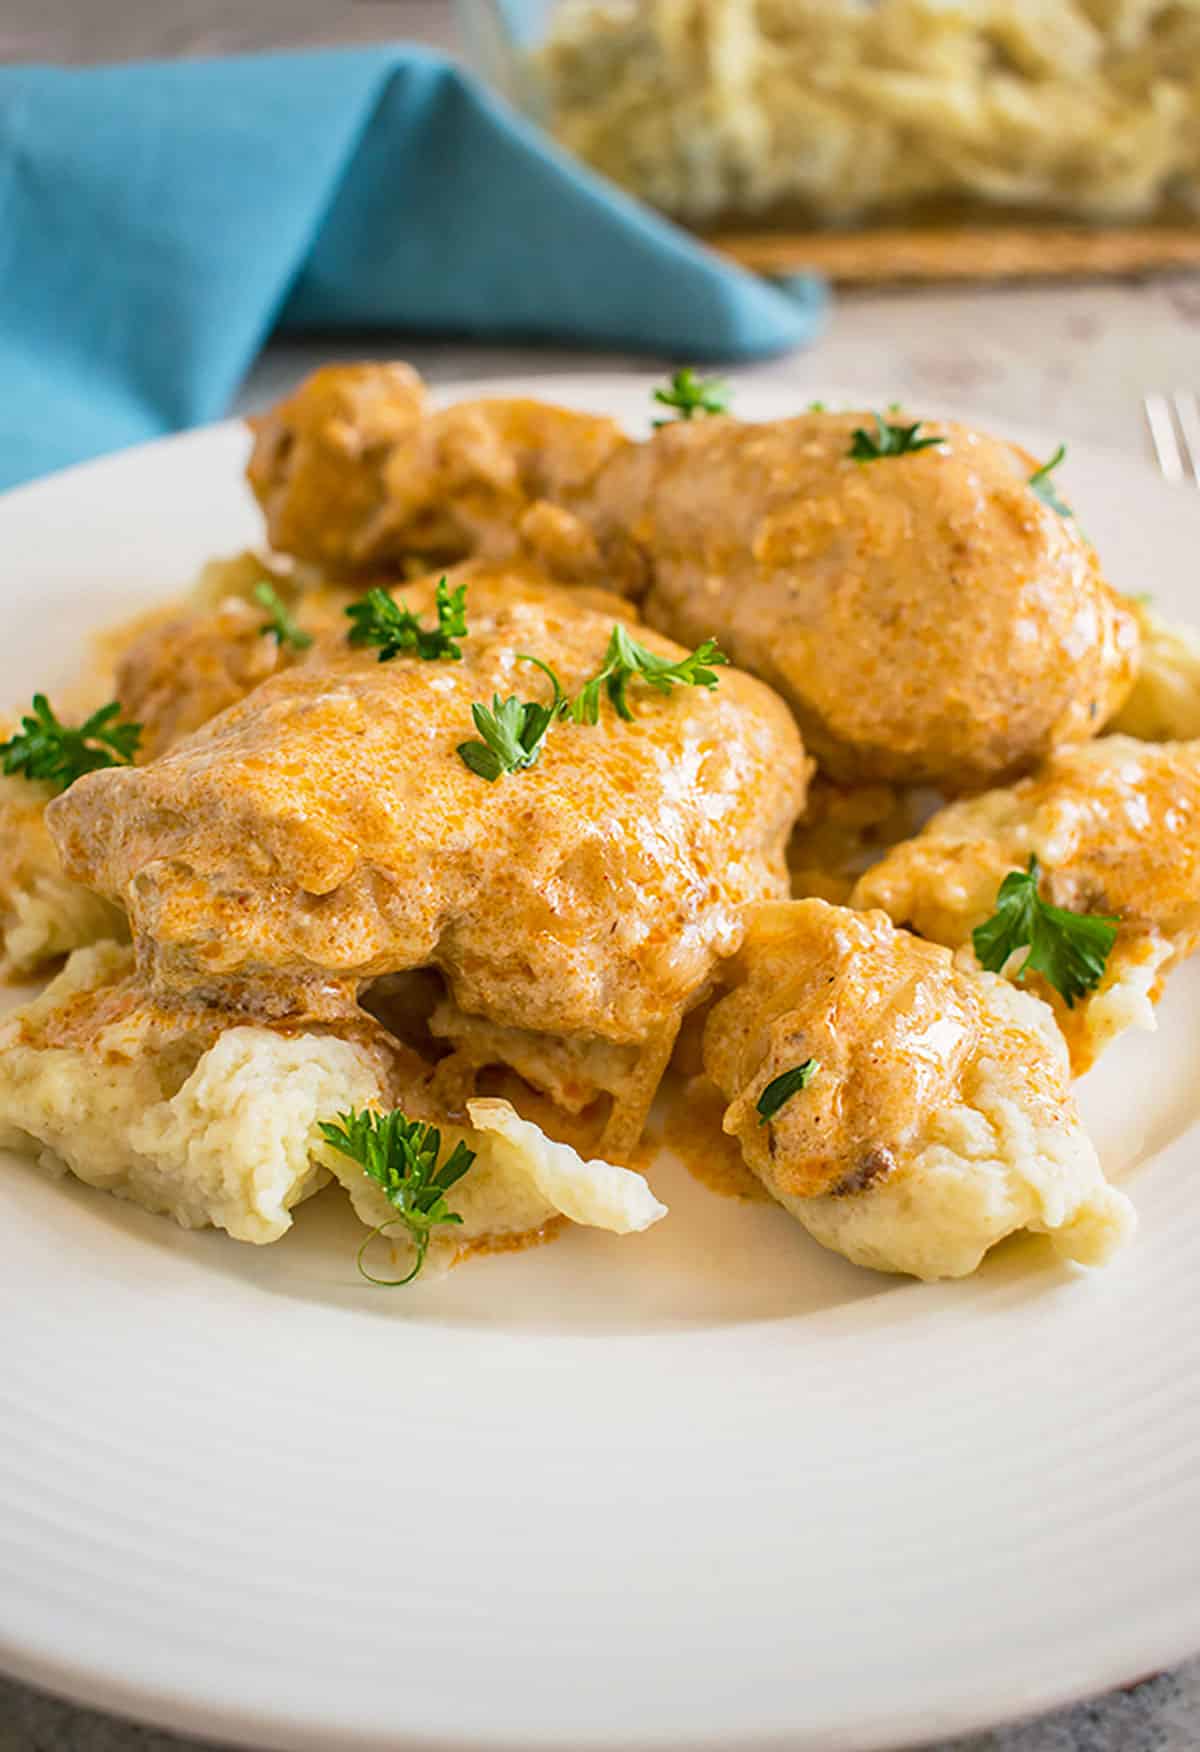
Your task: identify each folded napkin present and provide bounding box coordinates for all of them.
[0,46,824,490]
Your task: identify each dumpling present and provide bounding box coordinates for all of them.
[0,769,125,981]
[852,736,1200,1071]
[702,899,1134,1279]
[1109,599,1200,743]
[0,942,665,1266]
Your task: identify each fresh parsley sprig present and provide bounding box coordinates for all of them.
[849,413,944,463]
[456,629,728,780]
[756,1059,819,1124]
[569,625,728,724]
[972,854,1118,1008]
[652,368,730,426]
[319,1106,477,1285]
[253,580,313,651]
[0,694,141,793]
[456,656,566,782]
[346,576,468,663]
[1027,444,1072,518]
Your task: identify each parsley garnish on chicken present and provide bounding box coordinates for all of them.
[253,581,313,651]
[1027,444,1072,518]
[0,695,141,793]
[457,656,567,781]
[318,1107,477,1285]
[458,631,727,779]
[756,1059,819,1124]
[972,854,1118,1007]
[849,413,944,463]
[346,576,468,662]
[652,368,730,426]
[570,626,728,724]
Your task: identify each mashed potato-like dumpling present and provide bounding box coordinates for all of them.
[323,1095,666,1266]
[537,0,1200,228]
[0,944,666,1263]
[0,943,386,1241]
[852,736,1200,1072]
[703,900,1133,1280]
[0,772,126,981]
[467,1099,664,1231]
[1109,601,1200,743]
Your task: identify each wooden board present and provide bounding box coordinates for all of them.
[705,224,1200,283]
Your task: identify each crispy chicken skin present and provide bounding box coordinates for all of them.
[49,567,809,1138]
[247,362,632,580]
[610,412,1138,789]
[703,899,1134,1279]
[852,736,1200,1072]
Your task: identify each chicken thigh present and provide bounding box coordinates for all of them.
[247,371,1137,790]
[609,411,1138,788]
[48,567,810,1147]
[247,362,632,580]
[245,361,429,574]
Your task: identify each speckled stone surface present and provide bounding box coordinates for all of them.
[3,1663,1200,1751]
[3,4,1200,1749]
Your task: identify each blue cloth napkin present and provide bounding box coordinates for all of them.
[0,46,824,490]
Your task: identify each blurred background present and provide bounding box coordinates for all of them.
[1,1,456,61]
[4,0,1200,445]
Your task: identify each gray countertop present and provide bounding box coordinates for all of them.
[4,3,1200,1748]
[5,1662,1200,1752]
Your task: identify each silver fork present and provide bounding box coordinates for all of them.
[1144,392,1200,485]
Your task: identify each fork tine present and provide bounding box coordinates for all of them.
[1172,391,1200,487]
[1145,393,1185,483]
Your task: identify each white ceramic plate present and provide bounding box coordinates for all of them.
[2,377,1199,1752]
